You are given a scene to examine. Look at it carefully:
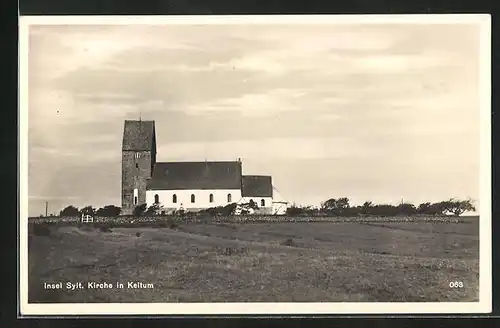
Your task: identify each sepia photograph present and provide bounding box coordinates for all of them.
[19,14,491,315]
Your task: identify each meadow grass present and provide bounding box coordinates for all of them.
[28,217,479,303]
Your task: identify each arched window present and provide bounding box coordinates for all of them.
[191,194,195,203]
[154,194,159,204]
[227,193,232,203]
[172,194,177,203]
[261,199,265,207]
[209,194,214,203]
[134,196,138,205]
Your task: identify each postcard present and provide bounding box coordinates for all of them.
[19,14,491,315]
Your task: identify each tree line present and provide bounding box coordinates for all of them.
[57,201,252,218]
[286,197,476,217]
[57,203,187,217]
[55,197,475,218]
[58,205,121,217]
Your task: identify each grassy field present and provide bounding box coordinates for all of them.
[28,217,479,303]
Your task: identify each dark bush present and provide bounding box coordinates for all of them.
[80,205,96,216]
[200,203,237,217]
[59,205,80,217]
[286,205,303,216]
[145,203,165,216]
[133,204,147,216]
[172,209,186,217]
[96,205,121,217]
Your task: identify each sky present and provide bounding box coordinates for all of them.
[26,21,483,217]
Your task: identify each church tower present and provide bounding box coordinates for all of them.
[121,120,157,214]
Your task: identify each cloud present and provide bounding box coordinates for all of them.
[158,137,357,161]
[184,88,309,117]
[354,53,449,72]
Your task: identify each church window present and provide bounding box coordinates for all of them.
[209,194,214,203]
[133,188,138,205]
[135,153,140,159]
[136,163,139,168]
[191,194,195,203]
[261,199,265,207]
[154,194,159,204]
[172,194,177,203]
[227,193,232,203]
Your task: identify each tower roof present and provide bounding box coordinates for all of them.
[122,120,155,151]
[241,175,273,197]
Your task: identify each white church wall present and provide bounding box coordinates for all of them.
[238,196,273,214]
[238,196,273,208]
[146,189,242,211]
[272,201,288,215]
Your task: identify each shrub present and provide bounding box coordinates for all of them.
[286,205,302,216]
[59,205,79,217]
[96,205,121,217]
[133,204,147,216]
[145,203,165,216]
[172,209,186,217]
[201,203,237,217]
[80,205,96,216]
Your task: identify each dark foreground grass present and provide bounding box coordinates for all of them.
[28,218,479,303]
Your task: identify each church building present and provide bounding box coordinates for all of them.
[121,120,287,215]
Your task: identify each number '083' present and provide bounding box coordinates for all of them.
[449,281,464,288]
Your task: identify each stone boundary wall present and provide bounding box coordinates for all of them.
[27,214,470,225]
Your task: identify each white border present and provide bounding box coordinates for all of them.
[18,14,492,316]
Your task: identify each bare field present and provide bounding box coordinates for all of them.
[28,217,479,303]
